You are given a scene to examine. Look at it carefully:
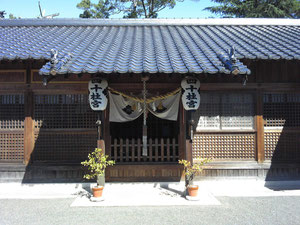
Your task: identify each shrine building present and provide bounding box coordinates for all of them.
[0,18,299,182]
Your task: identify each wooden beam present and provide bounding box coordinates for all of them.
[185,111,193,163]
[255,90,265,163]
[104,105,111,159]
[1,81,300,93]
[24,90,34,165]
[178,102,186,160]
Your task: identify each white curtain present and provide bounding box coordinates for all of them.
[109,91,180,122]
[147,91,180,121]
[109,92,143,122]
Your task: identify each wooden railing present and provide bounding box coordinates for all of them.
[110,138,179,163]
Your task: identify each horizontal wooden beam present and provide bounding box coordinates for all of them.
[195,130,256,134]
[1,82,299,93]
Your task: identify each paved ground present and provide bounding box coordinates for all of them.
[0,180,300,225]
[1,197,300,225]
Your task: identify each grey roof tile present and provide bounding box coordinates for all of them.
[0,18,299,75]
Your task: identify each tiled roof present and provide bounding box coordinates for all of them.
[0,18,299,75]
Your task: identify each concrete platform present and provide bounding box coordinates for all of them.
[70,183,220,207]
[0,180,299,207]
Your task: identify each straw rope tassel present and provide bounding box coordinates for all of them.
[108,87,181,103]
[142,79,148,157]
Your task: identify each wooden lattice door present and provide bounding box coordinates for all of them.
[0,94,25,162]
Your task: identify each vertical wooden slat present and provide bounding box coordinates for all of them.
[172,138,176,162]
[166,138,170,162]
[149,138,153,162]
[125,138,129,162]
[120,138,123,162]
[160,138,164,162]
[155,138,159,162]
[114,138,118,162]
[256,90,265,163]
[131,138,135,162]
[137,138,141,162]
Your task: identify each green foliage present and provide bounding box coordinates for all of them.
[77,0,112,18]
[9,14,17,19]
[206,0,300,18]
[179,158,211,186]
[76,0,181,18]
[81,148,115,186]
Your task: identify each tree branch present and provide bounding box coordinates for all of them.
[157,5,166,12]
[151,0,154,14]
[141,0,148,18]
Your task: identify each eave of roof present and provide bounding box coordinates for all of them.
[0,18,299,27]
[0,18,299,76]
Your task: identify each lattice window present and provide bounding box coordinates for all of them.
[0,94,24,129]
[0,94,24,162]
[0,133,24,161]
[192,133,256,160]
[32,132,97,161]
[264,93,300,128]
[264,131,300,162]
[193,93,254,131]
[34,94,97,129]
[194,94,220,129]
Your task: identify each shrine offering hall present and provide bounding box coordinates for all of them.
[0,18,299,182]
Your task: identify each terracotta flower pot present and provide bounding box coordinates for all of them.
[92,186,104,198]
[187,185,199,197]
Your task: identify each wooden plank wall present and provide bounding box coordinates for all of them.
[106,164,182,182]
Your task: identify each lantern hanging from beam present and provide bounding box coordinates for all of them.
[88,78,108,111]
[181,77,200,111]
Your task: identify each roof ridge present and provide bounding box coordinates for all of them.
[1,18,300,26]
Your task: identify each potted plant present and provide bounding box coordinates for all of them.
[81,148,115,198]
[179,158,211,197]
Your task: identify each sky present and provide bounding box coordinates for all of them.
[1,0,219,19]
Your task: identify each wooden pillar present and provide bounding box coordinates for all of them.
[103,105,111,157]
[256,90,265,163]
[96,112,105,153]
[186,111,194,163]
[24,90,34,165]
[185,140,193,163]
[178,103,186,160]
[103,105,111,181]
[96,110,107,185]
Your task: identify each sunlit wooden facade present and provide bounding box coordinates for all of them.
[0,19,299,182]
[0,59,299,182]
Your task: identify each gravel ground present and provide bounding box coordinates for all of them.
[1,196,300,225]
